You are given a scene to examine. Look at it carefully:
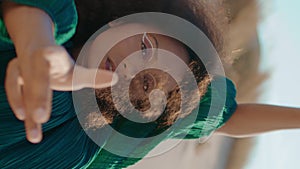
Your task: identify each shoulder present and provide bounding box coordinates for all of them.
[0,0,78,49]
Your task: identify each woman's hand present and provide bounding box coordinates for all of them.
[2,1,117,143]
[5,46,117,143]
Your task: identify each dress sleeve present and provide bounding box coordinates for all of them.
[0,0,77,50]
[170,76,238,139]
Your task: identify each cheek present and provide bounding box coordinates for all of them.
[98,56,108,69]
[161,75,178,93]
[107,38,141,68]
[147,70,178,93]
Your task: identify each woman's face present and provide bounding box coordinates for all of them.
[93,23,190,99]
[84,22,203,124]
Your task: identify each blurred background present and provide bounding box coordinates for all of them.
[128,0,300,168]
[246,0,300,169]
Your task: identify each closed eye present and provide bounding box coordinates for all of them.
[105,57,115,71]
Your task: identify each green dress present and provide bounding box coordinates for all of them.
[0,1,237,168]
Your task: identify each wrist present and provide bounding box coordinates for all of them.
[2,0,56,58]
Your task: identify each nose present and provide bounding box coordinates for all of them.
[116,49,159,81]
[117,61,137,80]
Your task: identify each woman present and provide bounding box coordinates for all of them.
[0,0,299,168]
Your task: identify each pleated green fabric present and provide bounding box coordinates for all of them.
[0,1,238,168]
[87,76,237,169]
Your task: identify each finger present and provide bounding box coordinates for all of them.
[5,58,25,120]
[74,66,118,90]
[24,115,42,143]
[23,57,52,124]
[42,45,74,79]
[51,66,118,91]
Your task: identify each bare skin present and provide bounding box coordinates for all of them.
[2,1,300,144]
[2,1,116,143]
[217,104,300,137]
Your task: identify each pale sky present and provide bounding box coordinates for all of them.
[246,1,300,169]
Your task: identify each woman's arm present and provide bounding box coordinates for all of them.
[2,1,59,143]
[2,1,116,143]
[2,1,55,54]
[216,104,300,137]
